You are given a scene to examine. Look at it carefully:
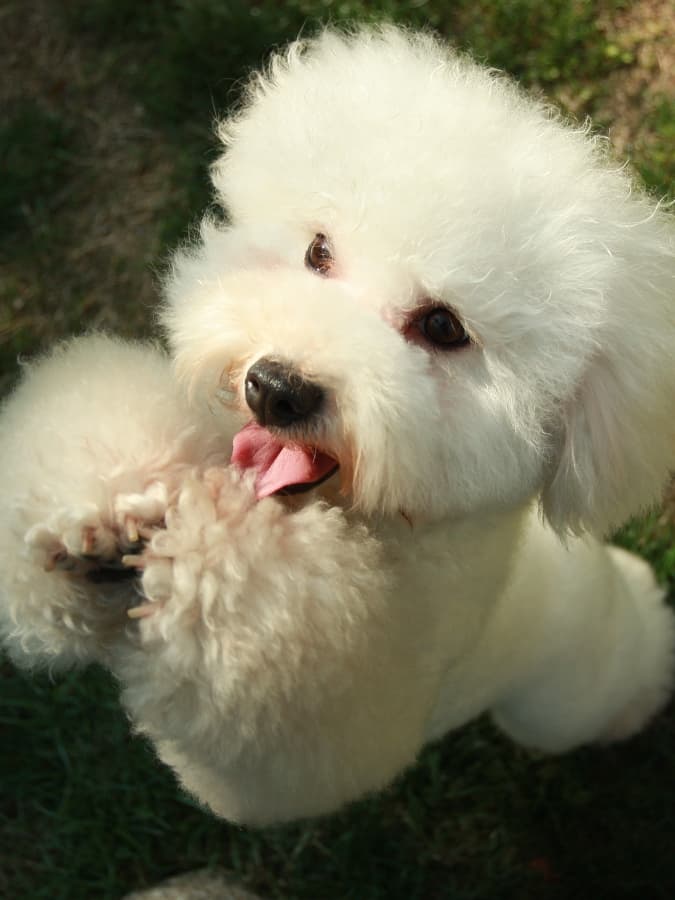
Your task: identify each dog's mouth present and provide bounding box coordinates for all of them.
[231,422,339,499]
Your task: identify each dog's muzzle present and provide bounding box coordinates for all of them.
[234,358,338,499]
[244,358,324,428]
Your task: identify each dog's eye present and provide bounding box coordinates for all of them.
[305,233,333,276]
[418,308,470,349]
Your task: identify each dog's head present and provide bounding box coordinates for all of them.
[163,27,675,536]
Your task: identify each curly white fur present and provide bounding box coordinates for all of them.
[1,27,674,825]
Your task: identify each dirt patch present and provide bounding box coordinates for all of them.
[596,0,674,156]
[1,0,176,344]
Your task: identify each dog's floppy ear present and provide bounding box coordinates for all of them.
[542,210,675,539]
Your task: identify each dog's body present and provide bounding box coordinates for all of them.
[1,28,674,826]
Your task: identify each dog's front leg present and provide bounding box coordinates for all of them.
[0,335,229,669]
[111,468,437,826]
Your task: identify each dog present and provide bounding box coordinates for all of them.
[1,26,674,826]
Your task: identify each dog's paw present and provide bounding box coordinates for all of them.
[113,481,169,544]
[124,467,263,627]
[25,509,122,576]
[24,482,169,593]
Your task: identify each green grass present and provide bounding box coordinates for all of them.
[2,1,674,898]
[0,101,74,238]
[634,97,675,200]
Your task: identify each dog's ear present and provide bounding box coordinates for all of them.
[541,216,675,539]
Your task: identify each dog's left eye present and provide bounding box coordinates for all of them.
[418,307,470,349]
[305,234,334,276]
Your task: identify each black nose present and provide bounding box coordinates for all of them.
[244,358,324,428]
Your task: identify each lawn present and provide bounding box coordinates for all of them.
[1,2,674,898]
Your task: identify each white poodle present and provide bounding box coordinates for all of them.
[1,27,674,826]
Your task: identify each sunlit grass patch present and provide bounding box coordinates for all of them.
[633,97,675,200]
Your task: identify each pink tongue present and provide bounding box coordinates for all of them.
[231,422,337,499]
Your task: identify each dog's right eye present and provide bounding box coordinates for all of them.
[417,307,470,350]
[305,234,334,276]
